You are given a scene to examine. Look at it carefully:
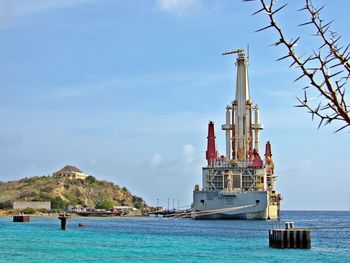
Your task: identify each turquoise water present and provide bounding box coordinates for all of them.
[1,211,349,262]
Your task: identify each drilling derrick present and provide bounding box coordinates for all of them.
[192,49,281,220]
[221,49,263,166]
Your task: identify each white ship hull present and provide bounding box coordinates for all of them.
[192,190,278,220]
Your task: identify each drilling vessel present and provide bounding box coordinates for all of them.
[191,49,281,220]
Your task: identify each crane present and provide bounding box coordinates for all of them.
[222,49,245,56]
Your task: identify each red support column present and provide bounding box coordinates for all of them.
[206,121,219,166]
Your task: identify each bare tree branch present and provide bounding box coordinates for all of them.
[246,0,350,132]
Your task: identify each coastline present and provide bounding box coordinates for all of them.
[0,210,148,219]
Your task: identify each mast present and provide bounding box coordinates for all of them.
[222,49,263,165]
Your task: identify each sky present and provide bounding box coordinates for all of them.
[0,0,349,210]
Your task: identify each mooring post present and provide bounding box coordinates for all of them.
[13,215,30,222]
[269,222,311,249]
[58,212,69,230]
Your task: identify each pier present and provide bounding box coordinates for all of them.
[148,209,192,218]
[269,222,311,249]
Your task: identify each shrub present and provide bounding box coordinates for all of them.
[134,200,143,209]
[51,197,67,210]
[0,201,12,209]
[21,207,36,214]
[86,176,97,184]
[64,192,79,206]
[95,199,115,210]
[132,196,144,209]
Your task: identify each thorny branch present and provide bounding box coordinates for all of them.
[245,0,350,132]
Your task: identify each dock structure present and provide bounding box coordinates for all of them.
[269,222,311,249]
[58,213,70,230]
[13,215,30,222]
[148,209,192,218]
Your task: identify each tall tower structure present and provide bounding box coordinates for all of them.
[221,49,263,165]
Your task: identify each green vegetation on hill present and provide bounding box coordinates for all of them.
[0,176,148,211]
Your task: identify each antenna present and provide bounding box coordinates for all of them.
[247,44,250,60]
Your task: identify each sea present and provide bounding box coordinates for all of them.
[0,211,349,263]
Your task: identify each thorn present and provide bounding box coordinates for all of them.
[304,55,317,63]
[276,54,290,61]
[303,90,308,103]
[294,97,305,107]
[328,70,343,79]
[335,46,344,53]
[325,57,337,65]
[289,60,297,68]
[329,62,342,69]
[252,7,265,16]
[321,20,334,30]
[332,35,342,45]
[271,3,288,15]
[337,81,346,88]
[323,25,331,33]
[342,44,350,56]
[289,37,300,47]
[317,118,324,129]
[315,5,326,14]
[298,21,313,26]
[321,104,331,111]
[334,124,349,133]
[315,102,321,113]
[255,24,274,32]
[294,74,305,82]
[311,111,315,120]
[268,39,283,47]
[324,118,333,126]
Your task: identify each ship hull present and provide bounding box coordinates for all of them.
[192,190,272,220]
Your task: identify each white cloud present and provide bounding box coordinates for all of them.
[140,144,202,206]
[155,0,201,16]
[147,144,199,173]
[150,153,163,168]
[181,144,195,164]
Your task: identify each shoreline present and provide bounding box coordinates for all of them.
[0,212,149,219]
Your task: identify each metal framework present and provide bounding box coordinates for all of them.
[205,162,258,192]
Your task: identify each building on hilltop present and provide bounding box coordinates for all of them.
[52,165,88,180]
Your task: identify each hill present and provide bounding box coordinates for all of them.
[0,175,148,212]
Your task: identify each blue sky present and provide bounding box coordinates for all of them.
[0,0,349,210]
